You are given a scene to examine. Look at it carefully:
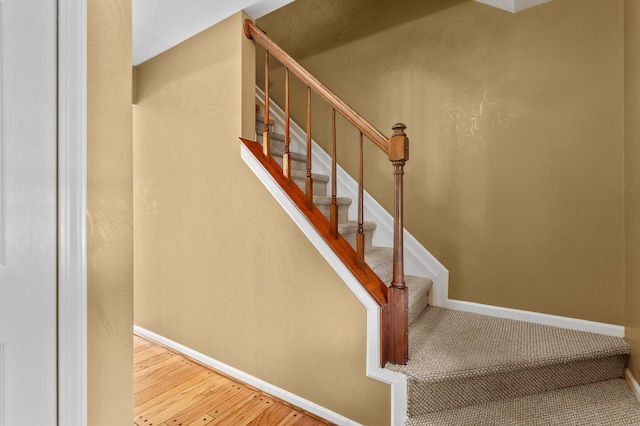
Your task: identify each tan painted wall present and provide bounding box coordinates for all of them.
[132,12,390,425]
[258,0,626,324]
[625,0,640,380]
[87,0,133,424]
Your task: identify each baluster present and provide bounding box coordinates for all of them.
[389,123,408,289]
[283,68,291,180]
[387,123,409,365]
[263,50,271,160]
[306,87,313,207]
[330,108,338,239]
[356,132,365,269]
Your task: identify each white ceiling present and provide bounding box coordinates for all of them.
[132,0,551,66]
[133,0,294,65]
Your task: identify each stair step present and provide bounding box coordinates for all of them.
[290,170,329,197]
[405,378,640,425]
[386,306,630,416]
[364,246,431,324]
[290,169,329,183]
[338,221,376,250]
[405,275,432,325]
[272,150,307,171]
[364,246,394,283]
[255,114,274,127]
[264,140,330,197]
[256,132,311,173]
[256,132,287,157]
[260,131,286,142]
[289,153,307,170]
[313,195,351,222]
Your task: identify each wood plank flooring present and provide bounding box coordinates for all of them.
[134,334,334,426]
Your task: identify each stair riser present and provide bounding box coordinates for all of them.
[274,155,307,172]
[407,283,429,326]
[314,201,349,223]
[292,175,327,197]
[290,158,307,172]
[256,135,310,173]
[406,379,640,425]
[255,121,275,135]
[341,228,374,250]
[273,157,314,182]
[407,354,628,416]
[257,134,287,157]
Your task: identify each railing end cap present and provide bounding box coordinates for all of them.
[392,123,407,136]
[243,19,254,39]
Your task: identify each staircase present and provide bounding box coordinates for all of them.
[256,114,433,325]
[243,18,640,425]
[253,113,640,425]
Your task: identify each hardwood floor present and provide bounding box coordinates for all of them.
[134,334,334,426]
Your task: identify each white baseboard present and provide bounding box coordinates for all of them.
[443,299,625,337]
[626,369,640,402]
[135,326,370,426]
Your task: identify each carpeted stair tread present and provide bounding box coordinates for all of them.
[338,220,376,233]
[256,133,290,161]
[255,115,274,126]
[313,195,352,222]
[386,306,630,414]
[365,246,393,283]
[338,221,377,250]
[337,220,377,233]
[255,125,305,162]
[284,150,306,162]
[278,152,307,168]
[257,131,286,142]
[290,169,329,183]
[388,306,629,381]
[273,151,308,172]
[361,246,431,323]
[405,378,640,426]
[313,195,352,206]
[285,170,329,197]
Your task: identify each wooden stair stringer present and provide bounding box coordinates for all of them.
[240,137,388,309]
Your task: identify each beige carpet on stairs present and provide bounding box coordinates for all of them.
[386,306,640,424]
[407,378,640,426]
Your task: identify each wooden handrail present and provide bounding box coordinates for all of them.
[244,19,410,366]
[244,19,389,154]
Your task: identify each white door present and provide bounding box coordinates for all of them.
[0,0,58,424]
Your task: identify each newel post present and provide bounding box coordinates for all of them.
[387,123,409,365]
